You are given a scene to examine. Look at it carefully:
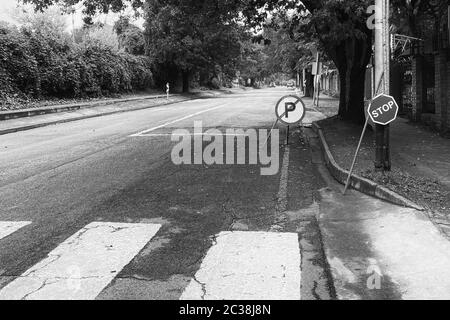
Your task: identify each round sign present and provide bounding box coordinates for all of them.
[368,93,399,125]
[275,95,306,125]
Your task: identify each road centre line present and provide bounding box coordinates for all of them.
[130,104,227,137]
[135,133,254,137]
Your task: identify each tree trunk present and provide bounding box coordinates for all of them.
[304,72,314,98]
[323,36,372,124]
[337,64,367,124]
[182,71,190,93]
[301,0,373,124]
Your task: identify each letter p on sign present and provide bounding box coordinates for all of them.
[368,94,399,125]
[284,102,296,119]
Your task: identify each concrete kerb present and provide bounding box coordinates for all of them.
[311,121,425,211]
[0,96,193,136]
[0,94,177,121]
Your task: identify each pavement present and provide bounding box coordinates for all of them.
[307,128,450,300]
[0,87,450,300]
[314,96,450,234]
[390,118,450,188]
[305,96,450,299]
[310,94,450,190]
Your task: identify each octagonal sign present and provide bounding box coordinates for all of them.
[368,94,399,125]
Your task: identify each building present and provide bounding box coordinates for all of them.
[299,61,340,98]
[320,69,340,97]
[408,3,450,133]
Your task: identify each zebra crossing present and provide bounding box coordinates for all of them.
[0,220,302,300]
[0,222,161,300]
[0,221,31,240]
[180,231,301,300]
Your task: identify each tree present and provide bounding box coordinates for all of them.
[22,0,144,19]
[238,39,268,86]
[0,4,153,104]
[114,16,145,55]
[243,0,373,124]
[144,0,243,92]
[260,16,320,91]
[24,0,251,92]
[391,0,437,37]
[84,24,120,50]
[23,0,245,92]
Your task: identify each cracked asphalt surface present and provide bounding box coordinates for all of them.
[0,88,334,300]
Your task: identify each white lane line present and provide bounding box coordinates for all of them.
[0,221,31,240]
[136,133,253,137]
[0,222,161,300]
[180,231,301,300]
[130,104,227,137]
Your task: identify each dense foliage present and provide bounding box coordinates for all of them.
[114,16,145,55]
[0,12,152,106]
[391,0,438,37]
[22,0,255,92]
[18,0,308,93]
[143,0,244,91]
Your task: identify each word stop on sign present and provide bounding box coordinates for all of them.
[367,93,399,125]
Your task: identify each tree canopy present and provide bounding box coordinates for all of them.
[144,0,244,91]
[242,0,373,123]
[114,16,145,55]
[22,0,249,91]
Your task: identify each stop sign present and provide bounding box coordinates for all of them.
[368,94,399,125]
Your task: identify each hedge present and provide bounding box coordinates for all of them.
[0,23,153,105]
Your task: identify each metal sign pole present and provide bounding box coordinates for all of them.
[382,0,391,171]
[348,90,398,195]
[343,116,370,195]
[286,125,290,145]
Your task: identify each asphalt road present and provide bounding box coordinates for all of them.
[0,88,334,300]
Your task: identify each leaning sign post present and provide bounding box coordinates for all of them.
[343,93,399,195]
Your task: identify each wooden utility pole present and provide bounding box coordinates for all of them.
[374,0,391,171]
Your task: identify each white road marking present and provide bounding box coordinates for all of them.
[130,104,226,137]
[136,133,253,137]
[0,222,161,300]
[180,231,301,300]
[0,221,31,240]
